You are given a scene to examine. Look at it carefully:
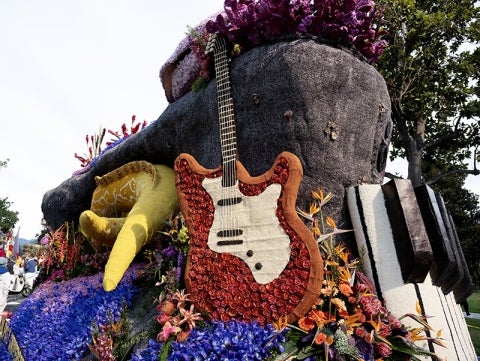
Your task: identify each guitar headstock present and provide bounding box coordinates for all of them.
[205,33,227,56]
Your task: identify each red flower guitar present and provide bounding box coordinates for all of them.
[174,34,323,324]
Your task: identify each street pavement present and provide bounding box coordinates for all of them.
[466,312,480,319]
[5,291,26,314]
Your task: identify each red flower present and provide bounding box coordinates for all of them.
[298,316,315,331]
[376,342,392,357]
[314,332,328,345]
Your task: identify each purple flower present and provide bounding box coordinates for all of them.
[9,265,142,360]
[205,0,387,63]
[162,245,178,259]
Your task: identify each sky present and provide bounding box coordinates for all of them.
[0,1,479,240]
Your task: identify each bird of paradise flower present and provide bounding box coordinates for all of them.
[272,186,445,361]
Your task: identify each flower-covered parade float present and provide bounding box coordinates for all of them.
[2,0,475,360]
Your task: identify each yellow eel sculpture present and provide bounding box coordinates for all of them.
[79,161,178,291]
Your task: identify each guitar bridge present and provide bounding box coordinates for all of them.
[217,240,244,246]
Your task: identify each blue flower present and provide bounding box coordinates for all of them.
[0,338,13,361]
[129,339,163,361]
[9,265,141,361]
[167,320,286,361]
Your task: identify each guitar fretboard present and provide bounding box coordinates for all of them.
[212,38,237,187]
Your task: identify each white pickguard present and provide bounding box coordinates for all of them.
[202,177,291,284]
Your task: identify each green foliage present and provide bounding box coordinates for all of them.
[467,292,480,314]
[0,159,18,233]
[376,0,480,287]
[376,0,479,186]
[0,197,18,233]
[466,317,480,355]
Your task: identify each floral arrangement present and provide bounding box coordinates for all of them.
[274,239,444,360]
[206,0,387,62]
[274,187,445,360]
[1,187,444,360]
[167,320,286,360]
[73,114,148,175]
[7,265,141,361]
[153,221,204,346]
[74,126,106,169]
[186,0,387,90]
[39,222,108,282]
[105,114,148,147]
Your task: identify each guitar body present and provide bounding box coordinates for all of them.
[175,151,323,324]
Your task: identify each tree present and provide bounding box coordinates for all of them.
[376,0,479,187]
[0,197,19,233]
[0,159,18,233]
[375,0,480,284]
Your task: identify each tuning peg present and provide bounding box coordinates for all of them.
[205,33,217,55]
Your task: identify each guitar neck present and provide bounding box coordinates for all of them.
[213,41,237,187]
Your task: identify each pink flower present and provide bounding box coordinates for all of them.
[364,332,374,344]
[387,313,402,329]
[355,326,367,338]
[379,322,392,337]
[359,295,386,317]
[178,304,203,330]
[376,342,392,357]
[156,313,171,326]
[172,289,190,309]
[157,321,181,342]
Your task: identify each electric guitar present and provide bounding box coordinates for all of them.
[174,34,323,324]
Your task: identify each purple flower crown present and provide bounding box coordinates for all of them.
[161,0,387,102]
[206,0,387,64]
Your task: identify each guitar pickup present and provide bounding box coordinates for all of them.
[217,229,243,237]
[217,197,242,206]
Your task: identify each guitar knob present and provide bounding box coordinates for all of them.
[247,250,254,257]
[255,262,262,270]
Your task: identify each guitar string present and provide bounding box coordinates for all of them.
[215,45,238,238]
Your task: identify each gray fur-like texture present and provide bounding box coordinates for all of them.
[42,39,391,229]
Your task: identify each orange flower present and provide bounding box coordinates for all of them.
[337,309,349,319]
[311,187,333,206]
[272,315,289,331]
[345,311,365,330]
[297,203,320,221]
[314,331,328,345]
[308,309,326,321]
[308,309,327,328]
[312,219,321,238]
[325,216,337,229]
[298,316,315,331]
[159,300,176,316]
[338,282,353,297]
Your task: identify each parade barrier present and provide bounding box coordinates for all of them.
[0,317,25,361]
